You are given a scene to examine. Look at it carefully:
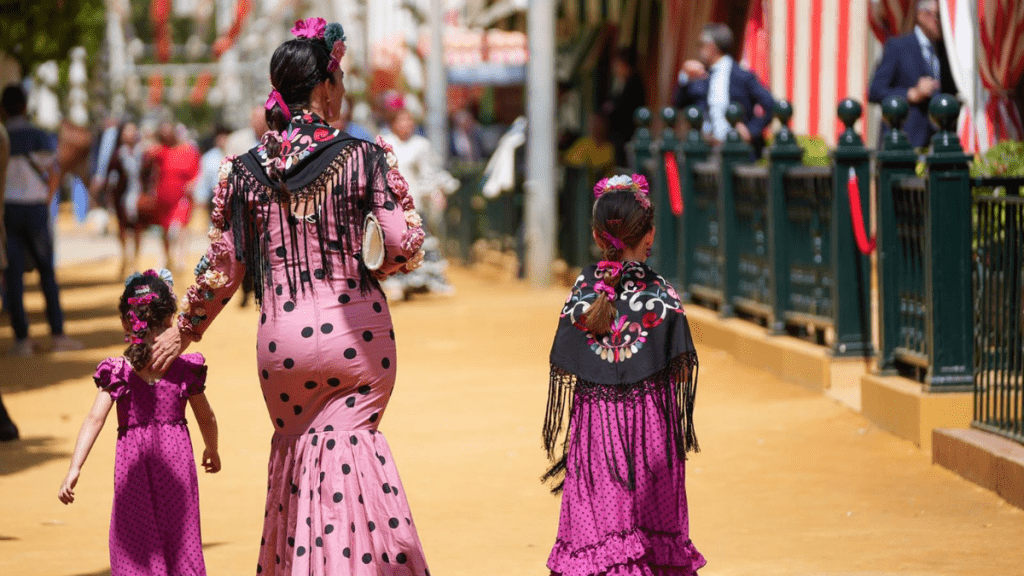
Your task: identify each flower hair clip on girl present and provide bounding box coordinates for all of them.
[594,174,651,210]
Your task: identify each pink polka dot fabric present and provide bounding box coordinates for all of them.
[94,354,209,576]
[547,385,706,576]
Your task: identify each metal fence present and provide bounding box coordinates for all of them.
[781,166,834,340]
[688,160,723,306]
[732,165,771,323]
[972,183,1024,443]
[891,175,930,379]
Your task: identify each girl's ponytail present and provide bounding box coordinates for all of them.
[263,91,292,202]
[581,261,625,335]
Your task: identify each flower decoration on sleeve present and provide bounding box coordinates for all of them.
[404,210,423,228]
[593,173,652,210]
[404,249,425,272]
[291,17,327,39]
[217,155,236,182]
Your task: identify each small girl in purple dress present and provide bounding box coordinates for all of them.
[58,269,220,576]
[544,174,705,576]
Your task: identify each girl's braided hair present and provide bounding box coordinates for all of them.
[580,177,655,335]
[119,271,177,371]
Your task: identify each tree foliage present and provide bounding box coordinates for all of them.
[0,0,105,73]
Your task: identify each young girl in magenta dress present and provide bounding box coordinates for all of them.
[544,174,705,576]
[58,269,220,576]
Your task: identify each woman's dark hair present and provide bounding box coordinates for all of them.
[264,38,337,199]
[581,189,655,335]
[119,274,177,371]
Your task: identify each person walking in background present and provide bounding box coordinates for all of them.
[194,124,231,223]
[58,269,220,576]
[449,107,485,163]
[673,23,775,159]
[868,0,957,148]
[147,18,432,574]
[380,107,456,300]
[543,174,704,576]
[602,48,646,169]
[562,113,616,177]
[140,120,200,273]
[99,121,145,276]
[2,84,81,356]
[0,114,20,441]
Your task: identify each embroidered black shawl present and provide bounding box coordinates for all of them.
[219,112,390,306]
[543,261,699,493]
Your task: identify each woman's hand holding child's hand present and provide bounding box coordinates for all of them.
[58,469,80,504]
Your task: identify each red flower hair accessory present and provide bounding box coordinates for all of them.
[593,173,652,210]
[291,17,326,39]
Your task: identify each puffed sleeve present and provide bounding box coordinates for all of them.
[177,352,208,397]
[372,137,425,276]
[177,158,246,341]
[93,357,130,400]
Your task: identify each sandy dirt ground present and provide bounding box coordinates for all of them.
[0,222,1022,576]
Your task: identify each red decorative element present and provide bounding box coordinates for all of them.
[151,0,172,62]
[313,128,332,142]
[190,72,214,106]
[642,312,660,329]
[147,75,165,106]
[846,168,875,255]
[213,0,251,58]
[664,152,683,216]
[978,0,1024,142]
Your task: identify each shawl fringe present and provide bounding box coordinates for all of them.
[226,141,388,307]
[542,352,699,494]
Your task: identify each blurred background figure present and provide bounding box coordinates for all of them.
[562,113,615,177]
[601,48,645,169]
[380,106,456,300]
[330,97,375,142]
[2,84,80,356]
[868,0,957,148]
[673,23,774,158]
[224,107,266,158]
[0,100,18,440]
[101,121,145,275]
[450,107,485,163]
[195,123,231,223]
[139,119,199,273]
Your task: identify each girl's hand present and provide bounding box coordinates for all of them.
[202,448,221,473]
[58,469,80,504]
[149,324,191,372]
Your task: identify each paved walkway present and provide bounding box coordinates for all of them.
[0,221,1021,576]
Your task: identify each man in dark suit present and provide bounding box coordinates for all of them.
[672,23,775,159]
[868,0,957,148]
[602,48,647,169]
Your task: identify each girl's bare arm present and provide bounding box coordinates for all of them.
[189,393,220,473]
[58,390,115,504]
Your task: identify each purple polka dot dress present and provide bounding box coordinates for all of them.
[179,123,430,576]
[93,353,209,576]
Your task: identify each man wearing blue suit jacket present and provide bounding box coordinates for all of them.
[672,23,775,159]
[868,0,957,148]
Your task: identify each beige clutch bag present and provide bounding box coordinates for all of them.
[362,213,385,271]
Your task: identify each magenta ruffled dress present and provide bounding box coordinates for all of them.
[93,353,208,576]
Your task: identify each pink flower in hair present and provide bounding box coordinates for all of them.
[291,17,327,39]
[327,40,346,72]
[631,174,649,194]
[593,177,611,198]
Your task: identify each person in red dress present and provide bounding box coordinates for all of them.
[142,121,200,270]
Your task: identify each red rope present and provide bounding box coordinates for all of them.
[664,151,683,216]
[846,167,876,255]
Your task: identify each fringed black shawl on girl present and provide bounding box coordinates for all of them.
[214,112,388,308]
[543,261,699,493]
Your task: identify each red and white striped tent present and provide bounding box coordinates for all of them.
[752,0,1023,149]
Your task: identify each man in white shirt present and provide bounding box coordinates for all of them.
[2,84,81,356]
[672,24,775,158]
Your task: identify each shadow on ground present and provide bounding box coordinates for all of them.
[1,358,108,393]
[0,436,71,476]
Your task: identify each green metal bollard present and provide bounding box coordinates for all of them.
[875,96,917,370]
[678,106,711,299]
[830,99,875,357]
[718,102,754,318]
[923,94,973,391]
[767,100,803,333]
[652,107,681,282]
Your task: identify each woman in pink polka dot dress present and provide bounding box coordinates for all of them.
[59,270,221,576]
[150,19,431,576]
